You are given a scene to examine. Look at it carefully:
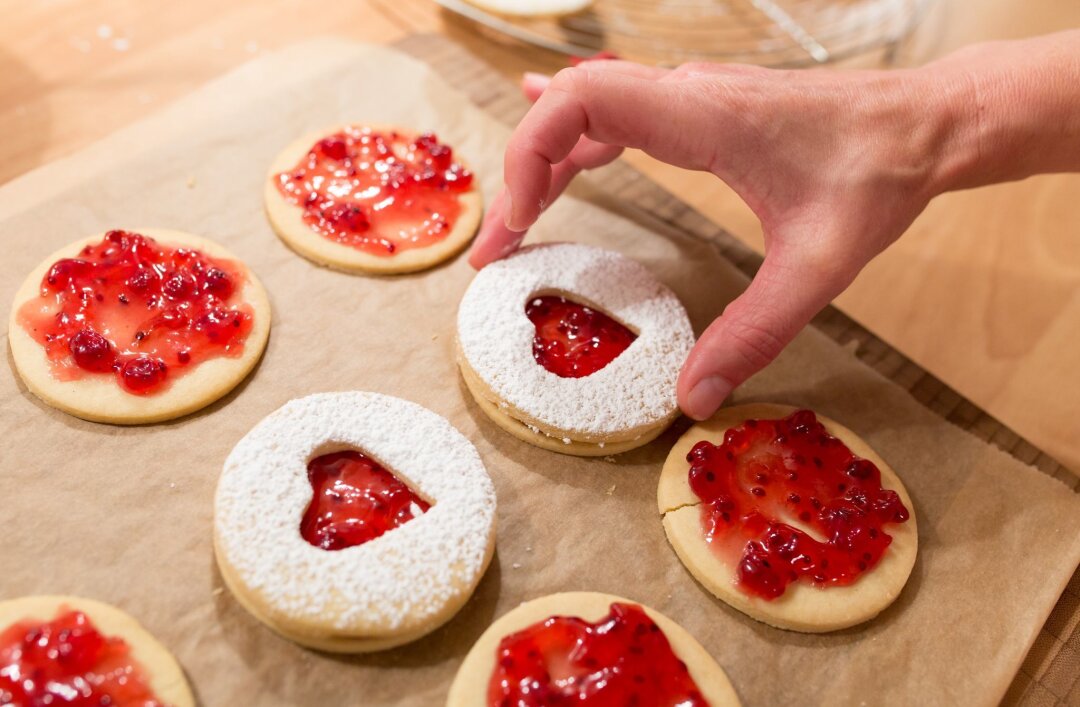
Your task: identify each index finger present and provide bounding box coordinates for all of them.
[502,68,700,231]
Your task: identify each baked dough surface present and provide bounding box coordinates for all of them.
[446,591,741,706]
[457,338,670,457]
[8,229,271,425]
[0,595,194,707]
[264,124,483,275]
[657,403,918,633]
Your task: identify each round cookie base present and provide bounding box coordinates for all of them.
[0,595,195,707]
[447,591,741,706]
[264,125,483,275]
[657,403,918,633]
[458,353,671,457]
[8,229,272,425]
[213,528,497,653]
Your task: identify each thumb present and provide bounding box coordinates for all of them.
[676,246,851,420]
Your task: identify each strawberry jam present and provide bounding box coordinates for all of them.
[300,450,431,551]
[17,230,254,396]
[525,296,637,378]
[487,602,707,707]
[274,127,474,256]
[0,608,164,706]
[687,409,910,600]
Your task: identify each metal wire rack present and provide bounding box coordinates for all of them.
[435,0,933,67]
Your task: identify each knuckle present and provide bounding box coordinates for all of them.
[723,317,787,371]
[548,67,588,94]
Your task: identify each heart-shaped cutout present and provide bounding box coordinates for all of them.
[300,450,430,551]
[525,295,637,378]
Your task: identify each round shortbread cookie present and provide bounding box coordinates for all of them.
[658,403,918,633]
[458,352,669,456]
[264,124,483,275]
[447,591,741,706]
[460,0,594,18]
[213,391,497,652]
[456,243,694,456]
[0,595,194,706]
[8,229,271,425]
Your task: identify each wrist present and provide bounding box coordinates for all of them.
[914,32,1080,195]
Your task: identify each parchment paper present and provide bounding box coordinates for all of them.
[2,39,1079,707]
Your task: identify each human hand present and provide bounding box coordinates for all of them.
[469,59,946,419]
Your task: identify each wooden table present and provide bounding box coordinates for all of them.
[2,0,1078,472]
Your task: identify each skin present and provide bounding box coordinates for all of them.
[469,30,1080,421]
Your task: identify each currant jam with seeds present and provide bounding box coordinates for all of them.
[525,296,637,378]
[300,450,431,551]
[487,602,708,707]
[687,409,910,600]
[17,230,254,395]
[0,608,165,706]
[274,127,473,256]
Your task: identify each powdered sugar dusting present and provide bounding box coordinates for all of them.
[214,392,496,636]
[457,244,694,437]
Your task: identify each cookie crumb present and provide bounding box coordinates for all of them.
[606,483,616,496]
[186,176,197,189]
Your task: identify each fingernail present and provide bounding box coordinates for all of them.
[522,72,552,93]
[503,190,518,230]
[685,376,732,420]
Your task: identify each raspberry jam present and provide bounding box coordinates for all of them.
[687,409,910,600]
[274,127,474,256]
[17,230,254,396]
[0,608,164,707]
[525,296,637,378]
[300,450,431,551]
[487,602,707,707]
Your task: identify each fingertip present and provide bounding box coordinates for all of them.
[522,72,551,101]
[467,249,488,270]
[680,375,732,421]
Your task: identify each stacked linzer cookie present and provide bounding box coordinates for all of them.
[4,124,914,706]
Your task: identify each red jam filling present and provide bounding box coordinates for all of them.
[16,230,254,396]
[525,296,637,378]
[487,602,707,707]
[273,127,474,256]
[687,409,910,600]
[0,608,164,707]
[300,450,431,551]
